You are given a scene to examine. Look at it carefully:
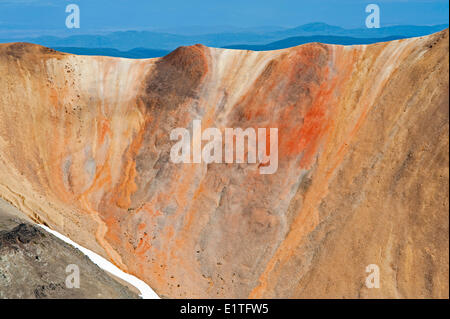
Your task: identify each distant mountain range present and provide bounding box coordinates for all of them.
[149,25,289,36]
[266,22,448,38]
[2,22,447,59]
[225,35,406,51]
[54,35,406,59]
[1,22,447,51]
[52,47,169,59]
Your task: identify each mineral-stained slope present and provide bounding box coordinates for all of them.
[0,29,448,298]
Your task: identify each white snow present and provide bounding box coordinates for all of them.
[38,224,160,299]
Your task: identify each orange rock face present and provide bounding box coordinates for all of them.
[0,30,448,298]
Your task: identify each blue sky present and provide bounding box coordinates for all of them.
[0,0,448,33]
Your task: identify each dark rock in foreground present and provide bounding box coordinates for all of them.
[0,199,139,299]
